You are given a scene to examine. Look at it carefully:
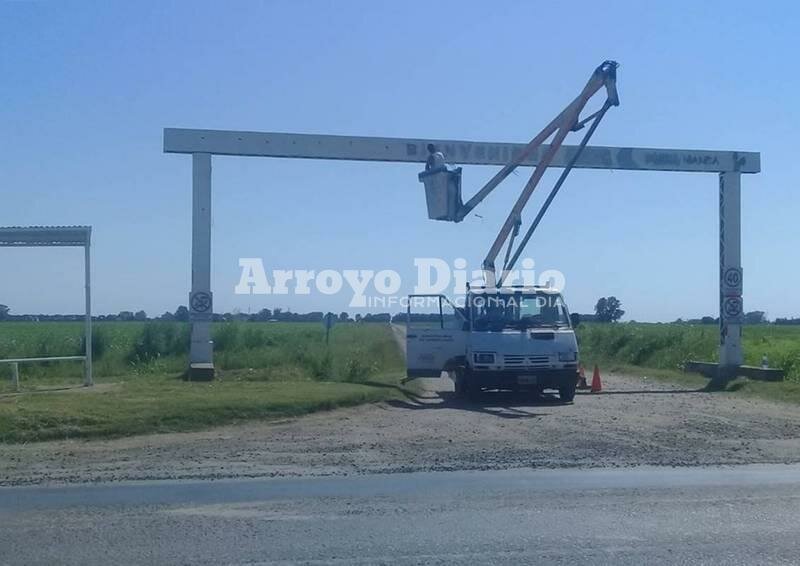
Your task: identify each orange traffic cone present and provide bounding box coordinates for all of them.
[577,364,589,389]
[590,365,602,393]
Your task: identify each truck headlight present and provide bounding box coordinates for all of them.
[558,351,577,362]
[473,352,496,364]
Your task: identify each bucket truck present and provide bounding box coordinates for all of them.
[407,61,619,401]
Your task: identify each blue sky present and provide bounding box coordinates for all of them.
[1,1,798,321]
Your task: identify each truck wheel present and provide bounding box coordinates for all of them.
[454,368,468,399]
[455,368,480,401]
[466,381,481,402]
[559,383,576,403]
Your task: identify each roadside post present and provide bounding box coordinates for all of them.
[323,312,337,345]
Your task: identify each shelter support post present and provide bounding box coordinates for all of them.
[84,235,93,386]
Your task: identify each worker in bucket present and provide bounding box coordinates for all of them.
[425,143,446,171]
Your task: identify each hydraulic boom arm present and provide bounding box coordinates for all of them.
[444,61,619,284]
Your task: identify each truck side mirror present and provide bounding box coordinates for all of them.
[570,313,581,328]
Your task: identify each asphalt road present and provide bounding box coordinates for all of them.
[2,464,799,565]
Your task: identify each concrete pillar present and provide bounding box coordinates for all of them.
[719,171,743,368]
[188,153,215,380]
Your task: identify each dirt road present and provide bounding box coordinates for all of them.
[2,370,800,486]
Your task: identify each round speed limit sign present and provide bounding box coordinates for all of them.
[723,267,742,290]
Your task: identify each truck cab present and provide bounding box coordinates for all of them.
[406,285,579,401]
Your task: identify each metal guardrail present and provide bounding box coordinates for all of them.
[0,356,89,391]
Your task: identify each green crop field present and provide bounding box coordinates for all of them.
[0,321,406,442]
[576,322,800,402]
[2,320,800,443]
[577,322,800,381]
[0,321,403,383]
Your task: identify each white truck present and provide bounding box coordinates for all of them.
[406,285,580,401]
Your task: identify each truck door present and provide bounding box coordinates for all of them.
[405,295,467,378]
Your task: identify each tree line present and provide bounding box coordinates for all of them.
[2,299,797,325]
[0,304,393,324]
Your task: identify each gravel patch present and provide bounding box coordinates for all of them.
[2,372,800,486]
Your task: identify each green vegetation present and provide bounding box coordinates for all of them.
[5,320,800,442]
[577,322,800,402]
[0,321,402,382]
[0,322,406,443]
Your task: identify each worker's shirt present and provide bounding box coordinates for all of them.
[425,152,446,171]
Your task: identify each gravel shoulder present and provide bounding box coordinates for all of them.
[2,370,800,486]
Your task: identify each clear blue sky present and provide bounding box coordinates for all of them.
[1,1,798,321]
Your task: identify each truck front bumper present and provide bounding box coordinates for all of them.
[469,367,578,390]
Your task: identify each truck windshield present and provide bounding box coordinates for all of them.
[470,292,570,331]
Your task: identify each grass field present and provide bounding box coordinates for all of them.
[0,322,406,443]
[3,320,800,442]
[577,322,800,402]
[577,322,800,380]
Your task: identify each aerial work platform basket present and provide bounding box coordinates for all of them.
[418,164,463,221]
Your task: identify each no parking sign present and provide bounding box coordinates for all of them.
[189,291,213,320]
[722,296,743,324]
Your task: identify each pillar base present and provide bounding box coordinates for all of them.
[685,361,784,382]
[186,362,215,381]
